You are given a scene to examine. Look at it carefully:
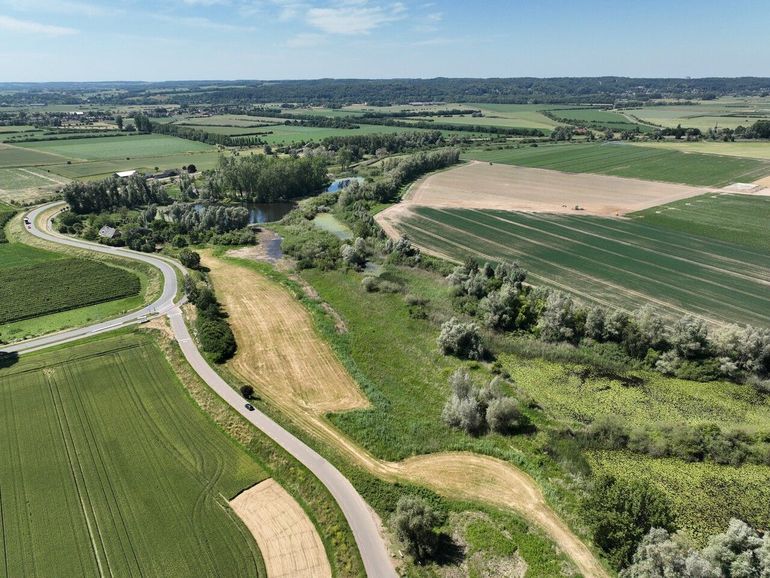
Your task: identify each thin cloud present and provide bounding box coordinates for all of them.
[306,1,406,35]
[2,0,121,17]
[285,32,327,48]
[0,14,78,35]
[154,13,255,31]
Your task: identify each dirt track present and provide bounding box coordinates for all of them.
[231,479,332,578]
[206,255,609,578]
[377,161,712,236]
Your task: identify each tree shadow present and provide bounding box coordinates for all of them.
[0,351,19,369]
[432,533,464,567]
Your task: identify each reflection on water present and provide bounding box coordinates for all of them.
[245,202,295,224]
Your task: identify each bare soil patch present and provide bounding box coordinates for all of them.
[231,479,332,578]
[205,254,608,578]
[382,161,712,221]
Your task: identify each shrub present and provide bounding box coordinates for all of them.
[179,248,201,269]
[486,397,525,434]
[437,317,485,360]
[240,384,254,399]
[583,474,676,569]
[392,496,443,562]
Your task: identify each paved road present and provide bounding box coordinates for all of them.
[7,202,397,578]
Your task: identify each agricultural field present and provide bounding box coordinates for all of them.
[420,103,561,130]
[0,134,221,185]
[625,97,770,131]
[547,107,653,131]
[635,139,770,160]
[391,161,708,216]
[46,151,223,180]
[0,257,141,323]
[0,143,69,168]
[394,207,770,326]
[17,133,213,161]
[631,193,770,251]
[245,123,480,145]
[0,332,267,577]
[464,142,770,187]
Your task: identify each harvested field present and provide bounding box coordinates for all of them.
[205,254,607,578]
[392,161,711,216]
[231,479,332,578]
[206,254,368,414]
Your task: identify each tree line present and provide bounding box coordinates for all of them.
[441,258,770,385]
[204,154,328,203]
[63,174,169,214]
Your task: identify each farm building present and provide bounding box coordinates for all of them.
[114,170,137,178]
[98,225,118,239]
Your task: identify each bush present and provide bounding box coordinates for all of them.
[392,496,443,562]
[179,248,201,269]
[437,317,485,360]
[583,474,676,569]
[196,315,236,363]
[486,397,525,434]
[240,384,254,399]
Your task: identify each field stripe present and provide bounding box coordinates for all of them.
[425,209,770,324]
[400,213,718,322]
[44,372,110,578]
[487,210,770,296]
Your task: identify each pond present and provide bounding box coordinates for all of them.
[327,177,364,193]
[245,202,295,224]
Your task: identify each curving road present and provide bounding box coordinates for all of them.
[6,202,397,578]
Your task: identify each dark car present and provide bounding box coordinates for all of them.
[244,403,255,411]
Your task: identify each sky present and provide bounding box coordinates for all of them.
[0,0,768,82]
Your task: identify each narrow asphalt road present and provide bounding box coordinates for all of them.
[6,202,397,578]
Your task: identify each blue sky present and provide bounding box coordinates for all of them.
[0,0,768,81]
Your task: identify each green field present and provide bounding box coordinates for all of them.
[631,193,770,251]
[0,333,266,577]
[0,166,67,189]
[0,143,69,168]
[312,213,353,240]
[635,140,770,160]
[625,97,770,131]
[464,142,770,186]
[18,134,213,161]
[0,135,219,190]
[548,107,653,131]
[46,151,223,179]
[0,242,59,268]
[397,207,770,326]
[0,258,141,324]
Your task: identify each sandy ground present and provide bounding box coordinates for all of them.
[379,161,712,230]
[753,175,770,191]
[231,479,332,578]
[205,254,609,578]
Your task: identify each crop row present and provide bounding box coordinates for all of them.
[0,258,141,323]
[0,334,266,576]
[401,207,770,326]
